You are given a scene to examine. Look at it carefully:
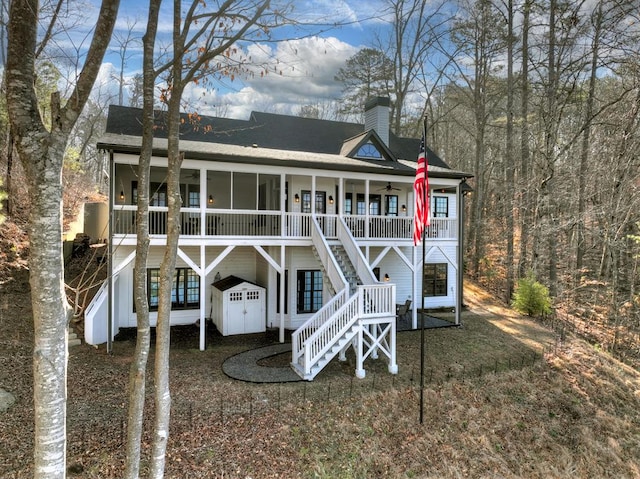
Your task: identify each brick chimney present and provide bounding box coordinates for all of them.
[364,96,390,146]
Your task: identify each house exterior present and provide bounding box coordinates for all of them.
[86,97,472,380]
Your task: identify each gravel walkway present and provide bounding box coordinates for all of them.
[221,343,302,383]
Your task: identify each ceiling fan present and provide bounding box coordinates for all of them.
[378,182,401,192]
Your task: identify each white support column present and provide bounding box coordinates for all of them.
[279,245,286,343]
[355,322,366,379]
[364,180,370,238]
[200,167,207,236]
[199,244,206,351]
[281,173,286,236]
[388,321,398,374]
[370,324,379,359]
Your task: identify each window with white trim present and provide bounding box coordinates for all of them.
[423,263,447,297]
[147,268,200,311]
[297,270,323,313]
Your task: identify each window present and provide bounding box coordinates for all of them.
[301,190,326,214]
[301,190,312,213]
[369,194,381,215]
[344,193,353,214]
[385,195,398,216]
[276,270,288,314]
[297,270,323,313]
[147,268,200,311]
[356,142,383,159]
[356,194,366,215]
[150,182,167,206]
[423,264,447,297]
[180,183,200,207]
[131,181,138,205]
[433,196,448,218]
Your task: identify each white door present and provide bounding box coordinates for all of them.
[227,290,246,335]
[226,288,264,335]
[243,289,264,334]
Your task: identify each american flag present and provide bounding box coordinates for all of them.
[413,135,429,246]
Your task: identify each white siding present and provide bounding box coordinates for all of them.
[112,245,262,329]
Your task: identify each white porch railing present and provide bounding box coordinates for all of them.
[203,210,282,236]
[337,218,378,285]
[310,217,348,294]
[291,290,349,366]
[112,208,457,240]
[291,284,395,379]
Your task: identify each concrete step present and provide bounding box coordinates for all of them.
[67,327,81,347]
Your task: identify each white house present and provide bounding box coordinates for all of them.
[85,97,472,380]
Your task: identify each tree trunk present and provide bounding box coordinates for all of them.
[149,3,184,473]
[504,0,515,301]
[518,0,531,278]
[576,1,603,273]
[149,119,182,478]
[124,3,161,478]
[28,141,71,479]
[544,0,559,296]
[6,0,119,477]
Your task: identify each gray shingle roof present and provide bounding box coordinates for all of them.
[101,105,470,179]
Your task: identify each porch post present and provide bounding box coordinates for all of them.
[388,320,398,374]
[107,152,114,354]
[200,244,206,350]
[279,245,285,343]
[355,321,365,379]
[456,180,466,326]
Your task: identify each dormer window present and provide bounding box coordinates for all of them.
[356,142,383,160]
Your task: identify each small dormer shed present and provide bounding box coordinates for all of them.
[211,276,266,336]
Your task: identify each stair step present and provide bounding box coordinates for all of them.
[67,328,81,347]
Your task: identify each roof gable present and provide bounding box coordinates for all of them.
[340,130,396,162]
[103,104,452,171]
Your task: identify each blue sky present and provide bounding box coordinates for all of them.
[89,0,390,119]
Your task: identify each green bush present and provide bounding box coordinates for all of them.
[511,272,553,317]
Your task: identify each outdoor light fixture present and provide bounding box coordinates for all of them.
[208,195,214,204]
[384,273,390,282]
[329,195,334,204]
[401,204,406,212]
[294,193,300,203]
[119,190,125,201]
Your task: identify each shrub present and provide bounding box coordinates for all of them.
[512,272,553,317]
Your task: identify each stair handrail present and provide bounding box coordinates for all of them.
[300,293,360,377]
[298,283,395,377]
[291,218,350,366]
[291,290,348,365]
[336,217,378,285]
[310,216,349,294]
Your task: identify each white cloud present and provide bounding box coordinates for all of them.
[180,36,359,119]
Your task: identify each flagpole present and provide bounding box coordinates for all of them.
[419,115,427,424]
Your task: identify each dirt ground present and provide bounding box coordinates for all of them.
[6,268,635,478]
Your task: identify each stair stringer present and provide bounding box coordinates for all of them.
[291,217,398,381]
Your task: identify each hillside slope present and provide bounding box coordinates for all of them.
[1,273,639,478]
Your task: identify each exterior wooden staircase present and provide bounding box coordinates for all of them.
[291,217,398,381]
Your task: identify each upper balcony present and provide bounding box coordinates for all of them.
[111,207,458,242]
[111,164,461,244]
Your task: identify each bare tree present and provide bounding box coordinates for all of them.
[448,0,507,278]
[124,2,161,479]
[143,1,289,475]
[111,18,142,106]
[5,1,119,478]
[375,0,452,135]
